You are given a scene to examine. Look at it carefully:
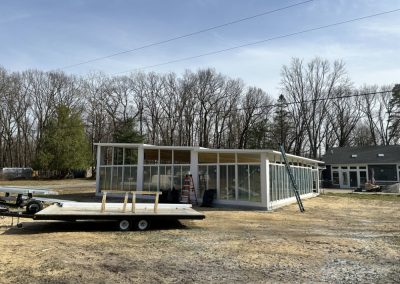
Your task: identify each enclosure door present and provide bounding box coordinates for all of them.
[350,171,358,187]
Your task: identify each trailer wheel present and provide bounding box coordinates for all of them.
[26,200,43,214]
[136,219,150,231]
[118,219,131,231]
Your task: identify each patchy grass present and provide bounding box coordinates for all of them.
[322,192,400,201]
[0,191,399,283]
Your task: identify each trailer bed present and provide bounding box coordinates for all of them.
[33,202,205,221]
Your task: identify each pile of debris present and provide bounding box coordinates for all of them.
[382,183,400,193]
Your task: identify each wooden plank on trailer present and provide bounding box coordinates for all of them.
[154,193,159,213]
[101,192,107,212]
[131,193,136,213]
[122,192,128,212]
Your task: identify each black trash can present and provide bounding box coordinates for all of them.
[202,189,216,207]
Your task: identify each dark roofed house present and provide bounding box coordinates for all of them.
[322,146,400,188]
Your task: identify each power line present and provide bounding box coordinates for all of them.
[114,8,400,75]
[58,0,315,70]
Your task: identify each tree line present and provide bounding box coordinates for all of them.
[0,57,399,170]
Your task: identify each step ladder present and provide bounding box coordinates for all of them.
[279,145,305,212]
[181,175,198,205]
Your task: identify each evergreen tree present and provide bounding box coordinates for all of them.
[112,117,143,143]
[271,94,292,150]
[34,105,91,177]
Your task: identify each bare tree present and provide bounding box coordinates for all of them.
[281,57,352,158]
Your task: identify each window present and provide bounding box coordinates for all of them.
[124,148,138,165]
[113,148,124,165]
[360,171,367,185]
[219,153,235,163]
[144,149,158,164]
[237,153,260,163]
[174,150,190,164]
[342,172,348,185]
[159,150,172,164]
[332,172,339,185]
[368,165,397,181]
[199,152,217,164]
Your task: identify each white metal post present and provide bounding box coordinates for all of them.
[137,146,144,190]
[260,153,270,209]
[95,145,101,194]
[190,150,199,196]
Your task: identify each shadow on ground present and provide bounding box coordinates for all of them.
[1,219,186,235]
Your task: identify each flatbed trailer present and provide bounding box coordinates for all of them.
[0,191,205,231]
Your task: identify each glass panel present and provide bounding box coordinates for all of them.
[198,166,207,198]
[159,166,173,191]
[100,146,113,165]
[174,150,190,164]
[99,167,110,191]
[124,148,138,165]
[199,152,217,164]
[228,165,235,200]
[219,165,227,199]
[237,153,260,163]
[160,150,172,164]
[110,167,119,190]
[332,172,339,185]
[208,165,217,190]
[342,172,348,185]
[173,166,182,190]
[150,166,159,191]
[123,166,137,191]
[238,165,249,201]
[143,166,151,191]
[144,149,158,164]
[368,165,397,181]
[220,153,235,163]
[113,148,124,165]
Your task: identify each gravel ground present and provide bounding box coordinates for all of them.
[0,189,399,283]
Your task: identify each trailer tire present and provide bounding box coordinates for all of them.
[26,200,43,214]
[136,219,150,231]
[118,219,131,231]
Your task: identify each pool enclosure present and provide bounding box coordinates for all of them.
[95,143,322,209]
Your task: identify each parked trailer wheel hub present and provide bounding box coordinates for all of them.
[118,220,130,231]
[137,219,149,231]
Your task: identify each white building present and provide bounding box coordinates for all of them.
[95,143,322,209]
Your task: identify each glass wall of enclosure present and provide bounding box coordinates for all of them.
[269,163,315,202]
[198,152,261,203]
[97,145,318,206]
[99,146,191,192]
[99,146,138,192]
[142,149,191,192]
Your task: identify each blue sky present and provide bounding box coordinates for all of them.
[1,0,399,97]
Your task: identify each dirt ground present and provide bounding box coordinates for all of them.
[0,180,399,283]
